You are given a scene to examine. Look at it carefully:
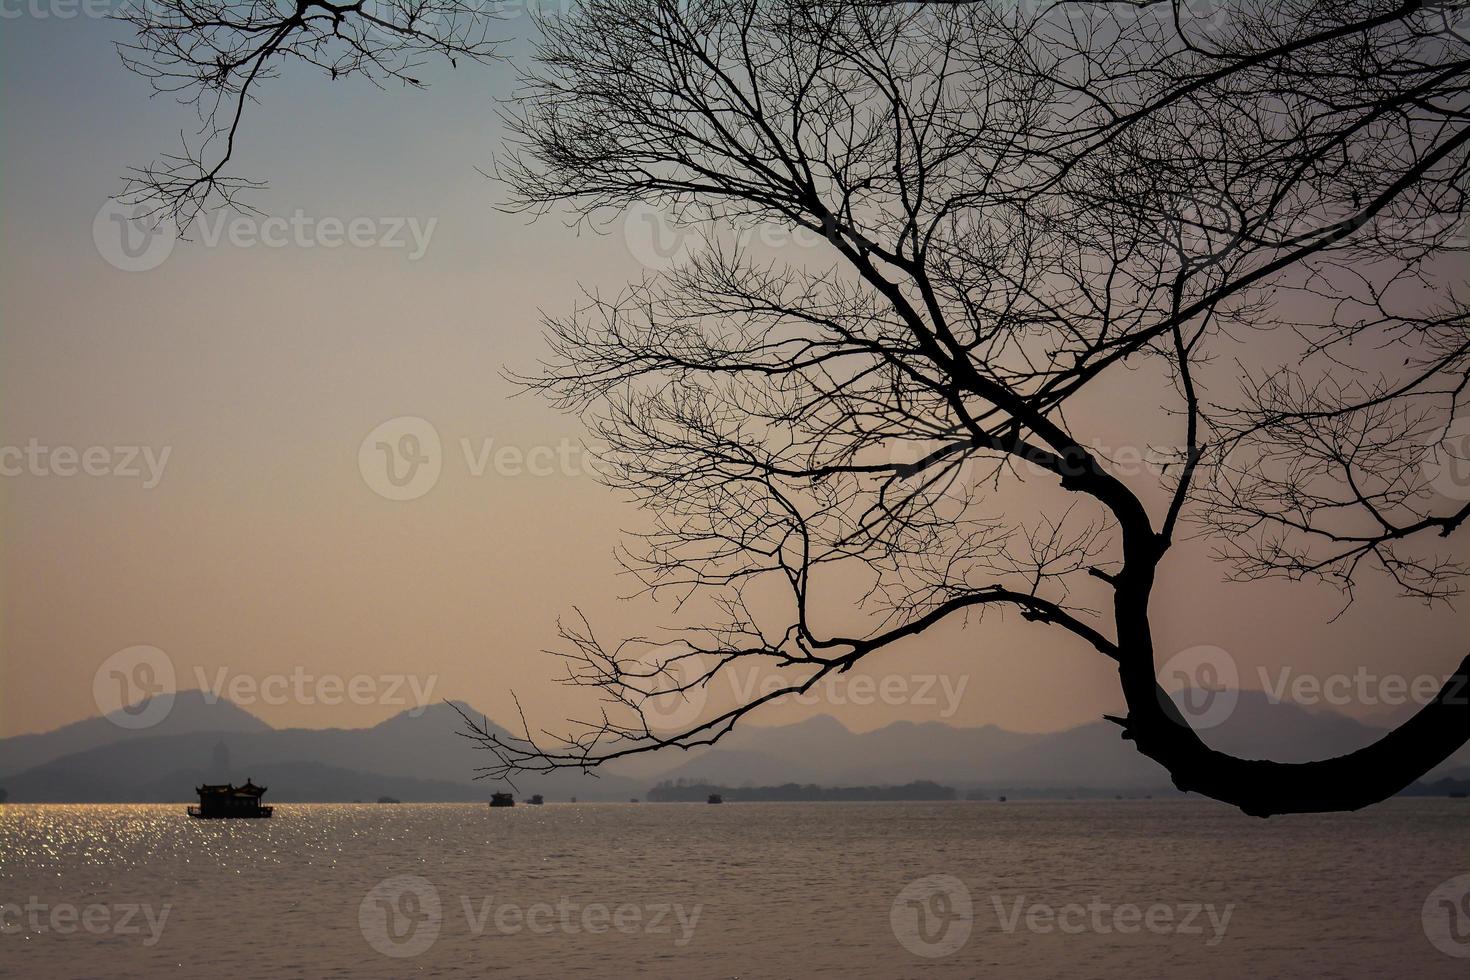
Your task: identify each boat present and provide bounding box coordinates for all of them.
[188,779,273,819]
[529,794,545,805]
[707,794,723,804]
[489,792,515,807]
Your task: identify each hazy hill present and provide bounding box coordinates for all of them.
[0,694,639,802]
[3,687,1465,802]
[0,692,269,777]
[655,714,1045,787]
[656,690,1470,792]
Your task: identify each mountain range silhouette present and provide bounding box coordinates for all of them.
[1,690,1466,802]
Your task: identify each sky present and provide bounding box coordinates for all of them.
[2,6,1467,740]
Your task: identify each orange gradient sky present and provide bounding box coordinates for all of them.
[2,11,1466,739]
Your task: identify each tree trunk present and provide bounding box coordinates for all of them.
[1111,559,1470,816]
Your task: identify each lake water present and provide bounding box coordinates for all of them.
[1,800,1467,978]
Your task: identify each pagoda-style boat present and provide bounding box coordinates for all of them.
[489,792,515,807]
[707,794,723,804]
[528,794,545,805]
[188,779,273,819]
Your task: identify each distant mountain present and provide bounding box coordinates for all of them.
[1401,777,1470,798]
[0,694,641,802]
[655,714,1043,787]
[3,687,1465,803]
[647,780,958,802]
[1,751,490,804]
[656,690,1470,794]
[0,691,270,778]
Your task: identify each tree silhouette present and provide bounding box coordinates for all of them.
[113,1,501,224]
[120,0,1470,815]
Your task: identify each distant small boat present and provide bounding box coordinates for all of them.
[529,794,545,805]
[489,792,515,807]
[997,795,1007,803]
[707,794,723,804]
[188,779,273,819]
[630,798,639,803]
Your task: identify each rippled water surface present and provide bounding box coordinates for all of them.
[1,800,1467,978]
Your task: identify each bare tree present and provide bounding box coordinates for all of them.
[118,0,1470,815]
[113,1,502,224]
[460,0,1470,816]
